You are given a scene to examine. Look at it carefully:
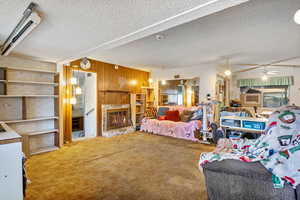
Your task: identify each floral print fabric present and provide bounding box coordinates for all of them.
[141,118,201,141]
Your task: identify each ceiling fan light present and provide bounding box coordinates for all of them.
[224,70,231,76]
[262,74,268,81]
[294,9,300,24]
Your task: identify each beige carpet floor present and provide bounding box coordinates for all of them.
[25,132,214,200]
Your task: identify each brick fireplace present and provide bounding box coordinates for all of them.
[101,104,134,137]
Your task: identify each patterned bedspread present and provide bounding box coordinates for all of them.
[200,106,300,188]
[141,118,201,141]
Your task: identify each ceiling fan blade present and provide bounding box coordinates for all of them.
[233,63,260,66]
[233,66,262,73]
[270,64,300,68]
[266,71,279,75]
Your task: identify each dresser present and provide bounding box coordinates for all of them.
[0,122,23,200]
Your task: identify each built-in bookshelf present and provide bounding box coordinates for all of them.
[0,66,59,157]
[141,87,155,118]
[130,93,146,129]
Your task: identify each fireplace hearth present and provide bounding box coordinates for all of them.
[102,104,134,137]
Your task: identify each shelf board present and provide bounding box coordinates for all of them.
[6,80,58,86]
[0,95,58,98]
[100,90,130,93]
[0,80,6,83]
[25,129,59,136]
[31,146,59,155]
[1,67,58,74]
[136,112,144,115]
[3,116,58,124]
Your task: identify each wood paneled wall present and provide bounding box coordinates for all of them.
[64,59,149,140]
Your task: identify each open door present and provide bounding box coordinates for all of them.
[84,72,97,138]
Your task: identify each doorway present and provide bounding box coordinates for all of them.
[72,71,97,140]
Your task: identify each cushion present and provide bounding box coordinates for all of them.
[190,109,203,120]
[203,159,272,182]
[145,107,157,118]
[158,115,167,120]
[166,110,180,122]
[180,110,194,122]
[157,107,169,117]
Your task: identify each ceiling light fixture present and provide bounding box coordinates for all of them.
[294,9,300,24]
[224,70,232,76]
[262,74,268,81]
[161,80,167,85]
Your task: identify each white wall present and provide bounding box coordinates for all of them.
[151,64,217,103]
[231,67,300,106]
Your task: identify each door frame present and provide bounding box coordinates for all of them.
[61,65,99,143]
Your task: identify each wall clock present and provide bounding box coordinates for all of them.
[80,57,91,70]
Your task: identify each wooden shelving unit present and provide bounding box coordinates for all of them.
[0,67,60,157]
[130,93,146,129]
[141,87,155,118]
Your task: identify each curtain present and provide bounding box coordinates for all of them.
[238,76,294,87]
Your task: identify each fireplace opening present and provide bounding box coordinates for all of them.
[107,108,131,130]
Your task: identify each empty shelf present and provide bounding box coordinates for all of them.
[0,95,58,98]
[25,129,59,136]
[2,67,58,74]
[7,80,58,86]
[3,116,58,124]
[31,146,59,155]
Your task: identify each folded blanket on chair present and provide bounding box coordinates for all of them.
[199,106,300,188]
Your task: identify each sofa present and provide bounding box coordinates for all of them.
[141,106,203,141]
[202,159,300,200]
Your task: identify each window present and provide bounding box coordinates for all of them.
[263,92,288,108]
[240,86,289,108]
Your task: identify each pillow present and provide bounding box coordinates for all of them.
[145,107,157,118]
[166,110,180,122]
[190,109,203,120]
[158,116,167,120]
[157,107,169,117]
[180,110,194,122]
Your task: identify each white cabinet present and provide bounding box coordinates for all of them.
[0,142,23,200]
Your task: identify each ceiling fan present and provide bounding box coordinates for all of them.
[232,56,300,74]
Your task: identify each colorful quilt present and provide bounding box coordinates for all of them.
[199,106,300,188]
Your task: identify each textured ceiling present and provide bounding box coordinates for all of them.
[89,0,300,70]
[0,0,247,62]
